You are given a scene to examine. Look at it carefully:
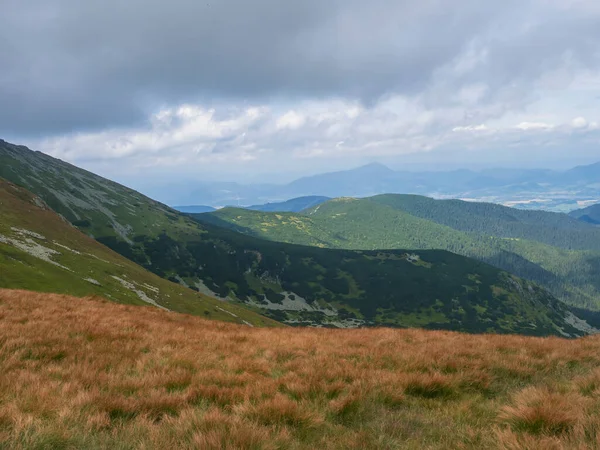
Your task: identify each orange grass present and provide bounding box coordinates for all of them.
[2,289,600,449]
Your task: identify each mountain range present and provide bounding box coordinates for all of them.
[0,138,594,336]
[154,161,600,212]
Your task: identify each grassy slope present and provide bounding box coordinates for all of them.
[0,140,591,336]
[204,196,600,310]
[3,289,600,449]
[0,179,278,327]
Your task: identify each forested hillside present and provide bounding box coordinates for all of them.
[370,195,600,250]
[201,196,600,310]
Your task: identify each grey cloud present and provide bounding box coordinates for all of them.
[1,0,599,136]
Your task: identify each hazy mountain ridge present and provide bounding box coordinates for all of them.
[155,160,600,211]
[570,203,600,225]
[172,196,330,215]
[247,196,331,212]
[173,205,216,214]
[0,139,591,336]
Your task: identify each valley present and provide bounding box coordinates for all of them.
[0,139,594,336]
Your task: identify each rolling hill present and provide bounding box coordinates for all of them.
[201,195,600,310]
[3,289,600,449]
[0,179,278,327]
[0,139,592,335]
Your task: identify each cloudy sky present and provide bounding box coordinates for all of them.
[2,0,600,184]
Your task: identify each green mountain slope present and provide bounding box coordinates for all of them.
[0,179,279,327]
[368,195,600,309]
[202,199,481,250]
[0,139,594,336]
[202,196,600,310]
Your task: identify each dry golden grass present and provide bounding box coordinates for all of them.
[2,289,600,449]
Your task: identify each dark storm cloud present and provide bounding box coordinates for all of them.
[1,0,599,136]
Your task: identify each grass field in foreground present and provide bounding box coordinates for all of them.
[2,289,600,449]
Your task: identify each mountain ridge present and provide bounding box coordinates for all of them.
[143,158,600,209]
[570,203,600,225]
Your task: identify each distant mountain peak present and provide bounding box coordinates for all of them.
[564,161,600,181]
[570,161,600,171]
[358,162,395,173]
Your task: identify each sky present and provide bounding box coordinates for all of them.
[2,0,600,184]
